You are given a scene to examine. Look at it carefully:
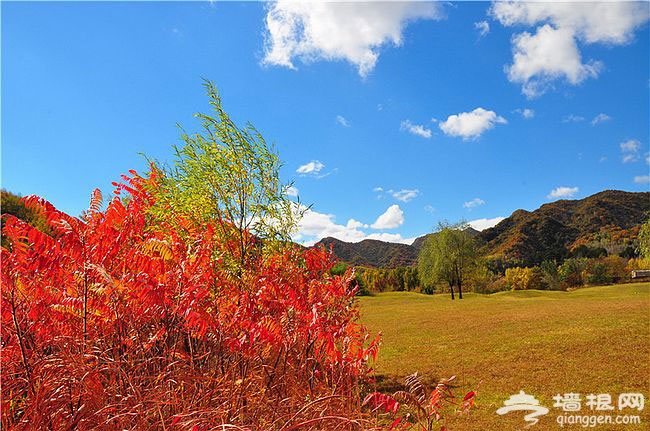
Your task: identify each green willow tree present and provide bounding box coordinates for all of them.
[417,221,480,299]
[150,80,302,274]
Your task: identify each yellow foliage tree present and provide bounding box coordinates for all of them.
[505,267,542,290]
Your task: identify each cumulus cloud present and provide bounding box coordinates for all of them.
[591,113,611,125]
[336,115,350,127]
[515,108,535,119]
[491,2,649,97]
[475,20,490,37]
[439,108,507,139]
[491,2,649,44]
[400,120,432,139]
[547,186,579,199]
[463,198,486,209]
[346,218,368,230]
[634,175,650,185]
[507,25,601,98]
[620,139,641,163]
[262,1,442,77]
[293,204,411,246]
[469,217,505,231]
[285,185,299,197]
[295,207,365,245]
[371,204,404,229]
[296,160,325,176]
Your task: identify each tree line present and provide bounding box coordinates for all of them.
[338,220,650,298]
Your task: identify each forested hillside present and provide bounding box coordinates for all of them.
[316,190,650,268]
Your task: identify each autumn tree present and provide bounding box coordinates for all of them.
[417,221,480,299]
[1,82,379,429]
[1,189,50,247]
[639,219,650,258]
[150,80,301,274]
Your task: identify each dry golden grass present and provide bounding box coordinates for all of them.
[359,283,650,430]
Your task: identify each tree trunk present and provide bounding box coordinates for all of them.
[457,280,463,299]
[449,282,455,300]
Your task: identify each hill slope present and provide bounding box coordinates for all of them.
[317,237,417,268]
[315,190,650,267]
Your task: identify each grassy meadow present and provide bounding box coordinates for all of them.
[359,282,650,430]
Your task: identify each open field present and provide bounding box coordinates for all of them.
[359,283,650,430]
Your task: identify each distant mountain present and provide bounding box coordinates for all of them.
[317,237,418,268]
[314,190,650,268]
[480,190,649,265]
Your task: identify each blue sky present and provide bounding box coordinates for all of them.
[2,1,649,245]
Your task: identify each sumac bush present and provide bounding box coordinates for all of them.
[1,171,381,430]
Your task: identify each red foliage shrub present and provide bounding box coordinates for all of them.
[363,374,478,431]
[1,170,380,430]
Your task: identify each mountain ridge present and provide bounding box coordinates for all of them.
[314,190,650,268]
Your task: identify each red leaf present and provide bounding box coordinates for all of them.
[463,391,476,401]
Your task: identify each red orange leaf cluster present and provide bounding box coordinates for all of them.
[1,170,380,430]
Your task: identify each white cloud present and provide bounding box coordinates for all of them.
[547,186,579,199]
[262,1,442,77]
[634,175,650,185]
[296,160,325,176]
[469,217,505,231]
[296,206,365,245]
[646,153,650,165]
[293,204,411,246]
[475,20,490,37]
[591,113,611,125]
[506,25,602,98]
[491,2,649,44]
[620,140,641,153]
[365,233,416,245]
[391,189,420,203]
[285,185,299,197]
[346,218,368,230]
[374,187,421,202]
[424,205,436,214]
[439,108,507,139]
[371,204,404,229]
[463,197,486,209]
[336,115,350,127]
[516,108,535,119]
[400,120,432,139]
[562,114,585,123]
[492,2,649,97]
[620,139,641,163]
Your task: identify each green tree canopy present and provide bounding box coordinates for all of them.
[1,189,51,248]
[417,221,480,299]
[149,80,301,272]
